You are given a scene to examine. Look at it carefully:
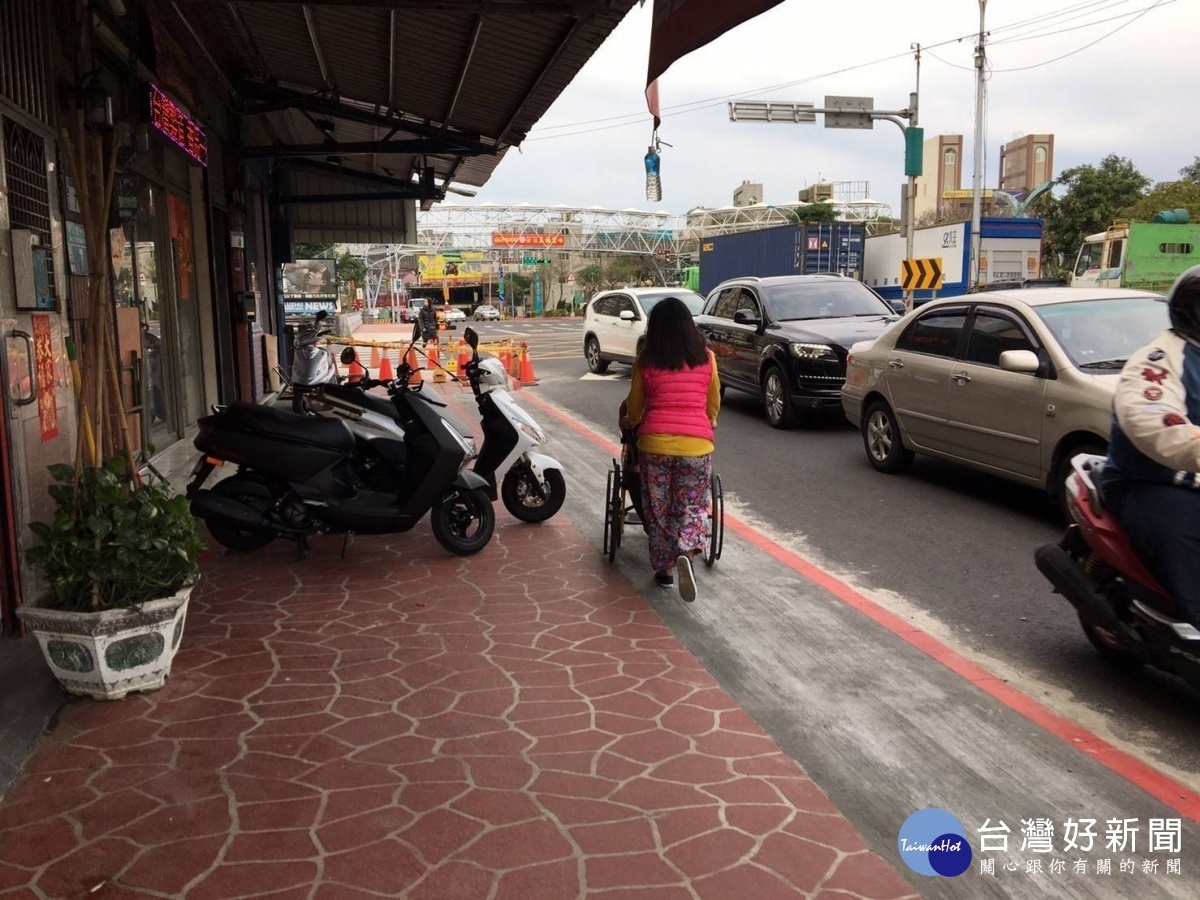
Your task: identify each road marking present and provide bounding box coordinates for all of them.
[519,388,1200,823]
[578,372,629,381]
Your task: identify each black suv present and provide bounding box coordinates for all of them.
[696,275,898,428]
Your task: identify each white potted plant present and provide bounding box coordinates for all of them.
[18,456,205,700]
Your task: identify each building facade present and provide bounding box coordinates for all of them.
[999,134,1055,195]
[913,135,963,220]
[732,180,763,207]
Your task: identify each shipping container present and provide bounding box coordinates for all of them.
[697,222,867,295]
[863,217,1044,305]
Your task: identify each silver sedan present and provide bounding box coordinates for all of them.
[841,288,1169,513]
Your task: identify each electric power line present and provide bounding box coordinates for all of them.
[524,0,1175,142]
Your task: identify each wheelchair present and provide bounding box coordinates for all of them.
[602,426,724,566]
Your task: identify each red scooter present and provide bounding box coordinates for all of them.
[1035,455,1200,687]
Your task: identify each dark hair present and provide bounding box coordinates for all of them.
[638,296,708,370]
[1168,265,1200,342]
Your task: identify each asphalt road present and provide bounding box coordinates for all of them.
[468,317,1200,787]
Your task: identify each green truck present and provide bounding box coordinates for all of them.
[1070,211,1200,291]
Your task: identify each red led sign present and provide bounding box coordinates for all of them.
[149,85,207,167]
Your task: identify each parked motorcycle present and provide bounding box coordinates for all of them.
[188,323,495,557]
[314,328,566,523]
[458,327,566,522]
[1034,454,1200,688]
[279,311,338,412]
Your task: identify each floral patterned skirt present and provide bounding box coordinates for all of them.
[639,452,712,573]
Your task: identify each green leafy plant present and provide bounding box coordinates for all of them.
[26,457,205,612]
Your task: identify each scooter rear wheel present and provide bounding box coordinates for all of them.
[1079,614,1142,667]
[502,466,566,523]
[431,487,496,556]
[206,475,278,552]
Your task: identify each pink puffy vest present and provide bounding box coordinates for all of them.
[640,357,714,441]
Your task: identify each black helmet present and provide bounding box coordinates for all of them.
[1168,265,1200,342]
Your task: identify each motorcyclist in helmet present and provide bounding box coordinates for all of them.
[1101,265,1200,623]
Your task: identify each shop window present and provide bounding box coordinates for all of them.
[2,117,54,296]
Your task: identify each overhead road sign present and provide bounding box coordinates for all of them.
[901,258,944,291]
[727,101,816,123]
[824,96,874,130]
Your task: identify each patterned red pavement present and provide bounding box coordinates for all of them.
[0,514,918,898]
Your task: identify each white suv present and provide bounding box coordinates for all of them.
[582,288,706,373]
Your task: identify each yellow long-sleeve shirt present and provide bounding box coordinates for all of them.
[623,351,721,457]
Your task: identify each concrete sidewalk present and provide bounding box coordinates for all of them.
[0,464,916,895]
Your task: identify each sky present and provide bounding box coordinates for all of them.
[452,0,1200,218]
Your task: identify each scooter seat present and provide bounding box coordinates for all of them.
[226,401,355,450]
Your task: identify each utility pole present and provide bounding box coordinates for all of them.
[904,43,921,309]
[969,1,988,290]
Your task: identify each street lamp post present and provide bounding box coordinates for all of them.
[969,0,988,291]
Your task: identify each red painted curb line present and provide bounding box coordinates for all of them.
[519,387,1200,822]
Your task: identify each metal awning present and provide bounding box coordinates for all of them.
[163,0,638,221]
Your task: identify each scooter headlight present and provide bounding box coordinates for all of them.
[516,420,546,444]
[441,419,478,463]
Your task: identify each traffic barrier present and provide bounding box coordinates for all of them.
[507,346,521,379]
[498,346,511,374]
[406,346,422,386]
[519,341,539,386]
[457,341,471,382]
[430,342,446,383]
[377,351,394,382]
[347,356,367,384]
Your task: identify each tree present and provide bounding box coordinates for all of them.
[1032,155,1150,274]
[783,202,839,224]
[335,250,367,303]
[577,264,604,295]
[293,242,336,260]
[1120,180,1200,224]
[1180,157,1200,184]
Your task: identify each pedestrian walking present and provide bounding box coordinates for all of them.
[620,297,720,602]
[418,302,438,345]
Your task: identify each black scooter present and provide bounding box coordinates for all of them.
[187,324,494,557]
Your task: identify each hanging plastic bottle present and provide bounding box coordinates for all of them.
[644,144,662,202]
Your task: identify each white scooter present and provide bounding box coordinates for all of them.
[457,328,566,523]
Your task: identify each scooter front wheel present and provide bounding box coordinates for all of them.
[431,487,496,556]
[501,465,566,523]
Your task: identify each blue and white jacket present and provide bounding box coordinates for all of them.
[1105,330,1200,488]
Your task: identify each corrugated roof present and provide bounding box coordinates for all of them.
[164,0,638,197]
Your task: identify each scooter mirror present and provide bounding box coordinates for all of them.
[411,322,421,343]
[315,310,328,322]
[464,328,479,350]
[340,346,358,365]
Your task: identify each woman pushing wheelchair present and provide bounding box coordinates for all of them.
[619,297,721,602]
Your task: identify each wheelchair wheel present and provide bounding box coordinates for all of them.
[704,472,724,568]
[604,460,624,562]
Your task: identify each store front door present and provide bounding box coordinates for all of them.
[119,181,205,454]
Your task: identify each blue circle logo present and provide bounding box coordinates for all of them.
[898,808,972,877]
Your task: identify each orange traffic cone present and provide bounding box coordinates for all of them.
[518,342,538,386]
[369,345,381,371]
[377,351,394,381]
[406,346,422,386]
[507,345,521,378]
[498,346,511,374]
[347,356,366,384]
[457,340,470,382]
[430,341,446,383]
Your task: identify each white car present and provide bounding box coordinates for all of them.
[444,307,467,323]
[841,288,1169,514]
[582,288,706,373]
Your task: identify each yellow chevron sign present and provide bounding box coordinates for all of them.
[901,258,944,291]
